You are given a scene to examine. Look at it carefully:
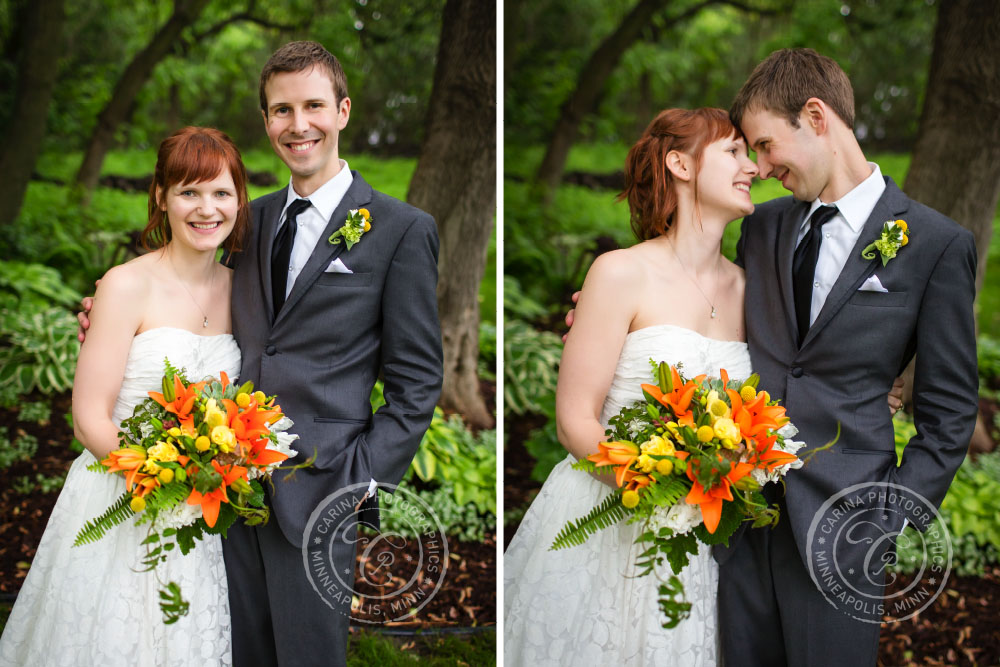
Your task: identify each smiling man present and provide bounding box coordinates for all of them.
[223,41,443,667]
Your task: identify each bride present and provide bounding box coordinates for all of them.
[504,108,757,666]
[0,127,249,666]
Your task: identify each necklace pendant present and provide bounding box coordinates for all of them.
[203,317,208,328]
[711,307,717,319]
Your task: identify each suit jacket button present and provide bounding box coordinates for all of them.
[265,344,277,356]
[791,366,803,378]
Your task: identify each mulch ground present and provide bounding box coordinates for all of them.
[504,414,1000,666]
[0,391,495,630]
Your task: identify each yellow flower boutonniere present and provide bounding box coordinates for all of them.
[328,208,372,249]
[861,219,909,266]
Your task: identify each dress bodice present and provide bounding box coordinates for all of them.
[600,324,752,426]
[112,327,242,425]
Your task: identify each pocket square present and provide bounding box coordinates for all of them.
[858,274,888,293]
[324,258,353,274]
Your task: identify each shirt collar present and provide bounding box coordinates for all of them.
[802,162,885,234]
[282,160,353,222]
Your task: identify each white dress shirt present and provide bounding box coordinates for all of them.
[274,161,377,498]
[796,162,886,325]
[277,160,353,298]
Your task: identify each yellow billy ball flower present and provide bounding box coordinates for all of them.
[713,418,741,444]
[195,435,211,452]
[621,490,640,509]
[895,219,907,232]
[739,385,756,402]
[697,425,715,443]
[359,208,371,221]
[167,427,182,437]
[900,234,909,246]
[130,496,146,513]
[158,468,175,484]
[363,220,371,232]
[253,390,267,404]
[236,393,251,408]
[655,459,674,475]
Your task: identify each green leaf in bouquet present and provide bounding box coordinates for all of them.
[657,576,692,629]
[175,524,204,554]
[73,493,135,546]
[140,533,160,545]
[550,490,629,550]
[247,479,266,508]
[693,499,743,546]
[193,467,223,494]
[159,582,190,625]
[204,503,238,538]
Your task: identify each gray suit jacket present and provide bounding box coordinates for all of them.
[229,171,443,547]
[716,177,978,574]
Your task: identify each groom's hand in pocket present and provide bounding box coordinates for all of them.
[76,279,100,343]
[562,291,582,343]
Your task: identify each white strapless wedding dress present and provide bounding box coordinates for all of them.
[504,324,752,666]
[0,327,241,667]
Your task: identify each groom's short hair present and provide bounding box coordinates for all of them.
[730,48,855,131]
[259,41,349,115]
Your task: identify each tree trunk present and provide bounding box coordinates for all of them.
[407,0,496,428]
[73,0,211,197]
[899,0,1000,453]
[533,0,676,199]
[0,0,65,228]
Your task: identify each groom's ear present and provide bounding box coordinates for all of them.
[802,98,828,135]
[665,150,692,182]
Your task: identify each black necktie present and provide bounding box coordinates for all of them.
[792,204,838,344]
[271,198,311,316]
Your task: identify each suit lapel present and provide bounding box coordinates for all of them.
[777,200,811,345]
[257,188,289,323]
[800,178,910,348]
[275,172,374,325]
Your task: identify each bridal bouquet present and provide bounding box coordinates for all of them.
[551,361,817,628]
[73,359,301,623]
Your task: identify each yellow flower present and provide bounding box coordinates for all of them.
[697,425,715,443]
[204,398,227,429]
[641,435,675,457]
[236,393,251,408]
[253,391,267,404]
[739,385,756,402]
[895,219,907,232]
[901,234,909,246]
[713,418,741,444]
[158,468,175,484]
[143,459,162,474]
[358,208,371,221]
[147,440,179,463]
[706,390,730,420]
[195,435,211,452]
[130,496,146,512]
[363,220,371,232]
[636,454,656,473]
[622,490,640,508]
[211,425,236,453]
[655,459,674,475]
[167,427,182,437]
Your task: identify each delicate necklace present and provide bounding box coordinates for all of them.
[168,251,213,328]
[668,236,721,319]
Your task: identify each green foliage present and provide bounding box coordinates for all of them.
[504,318,562,416]
[376,482,496,544]
[940,451,1000,548]
[17,400,52,426]
[73,493,135,546]
[410,410,496,515]
[0,429,39,469]
[0,302,80,397]
[346,629,496,666]
[550,490,628,550]
[478,321,496,381]
[13,472,67,495]
[0,261,82,310]
[63,412,85,454]
[978,334,1000,387]
[522,406,568,483]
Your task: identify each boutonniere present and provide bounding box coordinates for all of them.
[328,208,372,249]
[861,219,909,266]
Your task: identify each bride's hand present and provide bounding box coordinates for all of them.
[888,376,905,415]
[76,280,100,344]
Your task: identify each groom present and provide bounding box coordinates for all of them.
[221,41,443,666]
[566,48,978,665]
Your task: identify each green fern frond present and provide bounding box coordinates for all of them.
[85,460,106,473]
[73,493,134,546]
[134,483,191,525]
[550,491,629,550]
[569,458,605,474]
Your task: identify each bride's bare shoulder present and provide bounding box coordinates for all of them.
[583,245,648,288]
[95,253,157,302]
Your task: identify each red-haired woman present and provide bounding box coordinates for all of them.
[0,127,250,666]
[505,109,758,665]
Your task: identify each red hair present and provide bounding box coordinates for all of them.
[618,108,739,240]
[142,127,251,253]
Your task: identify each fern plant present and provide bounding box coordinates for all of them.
[550,489,629,550]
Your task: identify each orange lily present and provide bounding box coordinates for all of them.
[186,460,248,528]
[102,447,153,492]
[245,437,291,467]
[682,451,755,533]
[226,398,283,446]
[641,366,698,427]
[148,376,206,427]
[588,441,640,488]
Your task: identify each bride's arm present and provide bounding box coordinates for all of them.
[72,265,145,460]
[555,251,639,463]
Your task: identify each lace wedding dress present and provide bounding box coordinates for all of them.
[504,324,752,666]
[0,327,241,667]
